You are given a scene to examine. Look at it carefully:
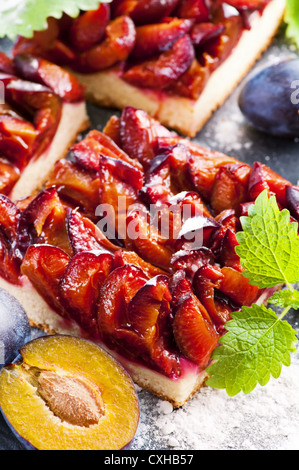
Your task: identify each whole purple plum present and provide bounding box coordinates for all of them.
[0,288,31,367]
[239,59,299,138]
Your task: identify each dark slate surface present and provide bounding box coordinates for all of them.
[0,32,298,451]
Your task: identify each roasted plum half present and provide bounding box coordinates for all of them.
[0,335,139,450]
[0,289,31,368]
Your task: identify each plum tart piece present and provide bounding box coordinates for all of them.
[13,0,286,137]
[0,108,297,407]
[0,52,88,201]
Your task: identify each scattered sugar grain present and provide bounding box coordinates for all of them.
[133,360,299,450]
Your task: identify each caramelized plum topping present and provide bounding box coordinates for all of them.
[221,0,270,9]
[123,35,195,89]
[131,18,194,60]
[171,247,214,279]
[125,204,174,270]
[4,78,62,160]
[173,290,219,367]
[206,2,243,66]
[176,0,210,21]
[21,244,71,317]
[248,161,291,207]
[125,275,180,375]
[190,22,225,46]
[13,54,85,102]
[286,185,299,221]
[67,209,119,255]
[187,143,238,200]
[114,249,168,278]
[68,4,111,52]
[97,155,143,239]
[86,129,143,171]
[47,159,101,220]
[0,158,20,195]
[76,16,136,72]
[16,187,66,256]
[219,266,259,306]
[210,163,251,215]
[0,115,37,167]
[113,0,180,24]
[60,251,114,335]
[119,106,173,170]
[0,195,22,284]
[97,264,149,340]
[0,52,15,75]
[141,144,193,205]
[193,264,232,328]
[102,115,121,146]
[167,58,209,99]
[98,266,180,375]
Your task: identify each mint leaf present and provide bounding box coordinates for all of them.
[285,0,299,48]
[269,288,299,310]
[235,190,299,288]
[0,0,111,40]
[206,304,298,397]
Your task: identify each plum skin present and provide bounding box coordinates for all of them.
[0,288,31,368]
[238,59,299,138]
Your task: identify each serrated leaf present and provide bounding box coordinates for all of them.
[206,304,298,397]
[269,288,299,310]
[0,0,111,40]
[285,0,299,48]
[235,190,299,288]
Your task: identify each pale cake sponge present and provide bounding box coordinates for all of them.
[10,101,89,201]
[71,0,286,137]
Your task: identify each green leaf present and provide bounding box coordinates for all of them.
[269,288,299,310]
[235,190,299,288]
[206,304,298,397]
[285,0,299,48]
[0,0,111,40]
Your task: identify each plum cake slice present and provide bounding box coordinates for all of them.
[13,0,286,137]
[0,52,89,201]
[0,107,297,407]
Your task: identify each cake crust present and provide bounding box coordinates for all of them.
[71,0,285,137]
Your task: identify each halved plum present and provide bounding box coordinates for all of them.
[97,264,149,342]
[119,106,173,170]
[98,266,179,375]
[176,0,211,21]
[123,35,195,89]
[248,161,292,207]
[68,4,111,52]
[47,159,101,221]
[13,54,85,102]
[60,251,114,336]
[187,143,239,200]
[0,335,139,450]
[112,0,180,24]
[76,16,136,73]
[173,290,219,368]
[67,209,119,255]
[21,244,71,318]
[131,18,194,60]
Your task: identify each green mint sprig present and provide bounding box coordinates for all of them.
[0,0,111,40]
[285,0,299,48]
[207,190,298,396]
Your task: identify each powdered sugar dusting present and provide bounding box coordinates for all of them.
[132,357,299,450]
